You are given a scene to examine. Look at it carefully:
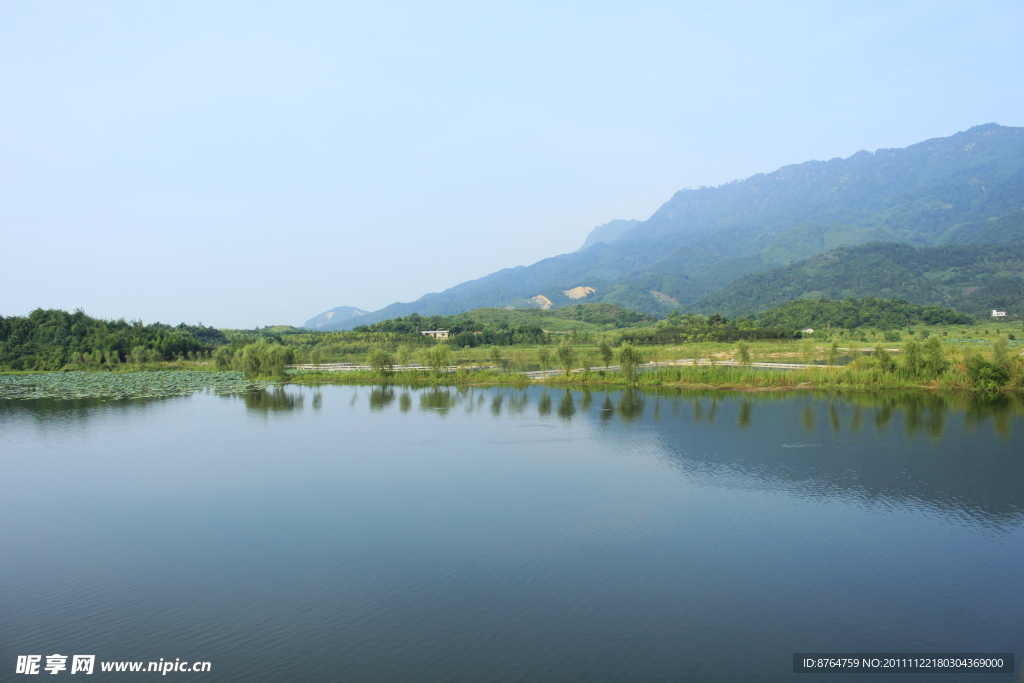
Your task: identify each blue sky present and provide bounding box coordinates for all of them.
[2,1,1022,328]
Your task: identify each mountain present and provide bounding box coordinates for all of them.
[303,306,369,329]
[578,219,643,251]
[311,124,1024,330]
[689,241,1024,319]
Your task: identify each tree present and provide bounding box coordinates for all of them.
[598,339,614,368]
[422,344,453,377]
[966,355,1010,389]
[490,345,505,372]
[735,340,751,365]
[538,348,550,373]
[617,343,645,382]
[511,349,525,373]
[827,340,839,367]
[872,344,895,372]
[992,336,1010,369]
[310,347,322,367]
[555,341,576,377]
[367,347,394,377]
[396,344,411,368]
[801,341,815,366]
[923,337,948,377]
[901,339,922,374]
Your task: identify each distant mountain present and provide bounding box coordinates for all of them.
[689,241,1024,319]
[578,219,643,251]
[316,124,1024,329]
[303,306,369,329]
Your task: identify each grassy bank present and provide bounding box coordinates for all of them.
[285,361,1020,394]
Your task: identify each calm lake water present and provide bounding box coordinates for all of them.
[2,386,1022,682]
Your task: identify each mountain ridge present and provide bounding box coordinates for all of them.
[307,123,1024,330]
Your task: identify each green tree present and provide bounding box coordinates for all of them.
[367,347,394,377]
[617,343,645,382]
[827,340,839,366]
[310,346,322,367]
[235,340,294,379]
[490,345,505,372]
[901,339,922,375]
[923,337,948,377]
[538,348,551,373]
[555,341,576,377]
[422,344,453,377]
[966,356,1010,389]
[396,344,411,368]
[872,344,895,373]
[801,341,815,365]
[598,339,614,368]
[735,340,751,365]
[129,345,148,366]
[992,336,1010,369]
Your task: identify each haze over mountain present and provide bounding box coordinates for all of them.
[303,306,369,329]
[308,124,1024,330]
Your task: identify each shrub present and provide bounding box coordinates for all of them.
[884,330,902,342]
[872,344,895,372]
[965,356,1010,389]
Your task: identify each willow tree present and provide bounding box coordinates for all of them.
[827,340,840,367]
[923,337,948,377]
[901,339,922,375]
[735,340,751,366]
[422,345,453,377]
[538,348,551,373]
[367,347,394,377]
[617,343,645,382]
[555,341,576,377]
[490,345,505,372]
[598,339,614,368]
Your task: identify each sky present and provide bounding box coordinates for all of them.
[2,1,1022,328]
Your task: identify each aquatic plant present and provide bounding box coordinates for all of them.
[0,371,267,401]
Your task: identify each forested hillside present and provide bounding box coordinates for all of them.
[0,309,227,371]
[690,242,1024,319]
[755,297,974,330]
[312,123,1024,329]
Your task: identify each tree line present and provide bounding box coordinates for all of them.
[0,308,227,371]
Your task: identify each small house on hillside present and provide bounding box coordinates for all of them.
[422,330,450,339]
[992,310,1007,318]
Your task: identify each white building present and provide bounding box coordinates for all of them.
[421,330,450,339]
[992,310,1007,318]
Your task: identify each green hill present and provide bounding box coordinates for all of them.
[312,123,1024,329]
[689,242,1024,319]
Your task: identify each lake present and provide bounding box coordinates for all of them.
[2,385,1022,682]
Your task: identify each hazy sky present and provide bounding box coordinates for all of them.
[2,1,1022,328]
